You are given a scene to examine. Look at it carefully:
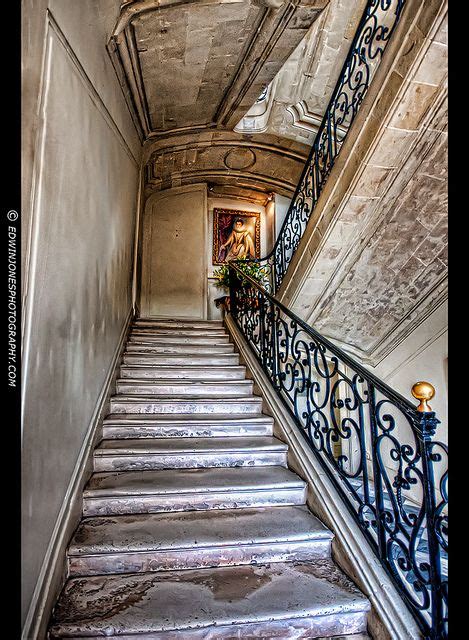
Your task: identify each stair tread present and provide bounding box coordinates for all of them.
[112,395,261,401]
[84,466,305,497]
[69,505,332,556]
[124,354,239,362]
[103,413,273,425]
[116,379,252,386]
[49,561,369,637]
[134,321,223,325]
[111,393,262,406]
[130,330,228,337]
[121,364,244,370]
[95,436,287,455]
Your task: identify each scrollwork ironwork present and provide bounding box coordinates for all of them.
[229,263,447,639]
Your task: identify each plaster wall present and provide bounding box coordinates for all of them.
[22,3,141,629]
[141,185,208,319]
[371,300,448,441]
[274,193,292,238]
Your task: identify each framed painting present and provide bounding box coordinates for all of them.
[212,208,261,265]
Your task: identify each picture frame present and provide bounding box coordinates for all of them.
[212,208,261,265]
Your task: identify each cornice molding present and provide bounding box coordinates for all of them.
[287,100,347,139]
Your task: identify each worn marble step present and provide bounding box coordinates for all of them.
[115,379,254,397]
[102,414,274,439]
[126,343,235,355]
[93,437,288,472]
[130,328,228,339]
[110,396,263,415]
[83,466,307,517]
[49,560,370,639]
[134,319,224,329]
[123,352,240,366]
[67,506,333,577]
[128,333,230,344]
[119,365,246,381]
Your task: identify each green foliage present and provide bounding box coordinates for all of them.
[213,257,269,290]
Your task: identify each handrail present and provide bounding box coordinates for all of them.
[230,263,418,415]
[254,0,406,293]
[228,261,448,640]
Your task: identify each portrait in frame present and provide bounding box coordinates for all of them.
[212,208,261,265]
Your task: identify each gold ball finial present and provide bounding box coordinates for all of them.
[411,381,435,412]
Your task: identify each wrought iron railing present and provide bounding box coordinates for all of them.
[255,0,406,293]
[228,262,448,640]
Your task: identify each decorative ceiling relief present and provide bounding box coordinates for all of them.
[286,100,346,138]
[108,0,329,141]
[223,148,256,170]
[143,131,308,199]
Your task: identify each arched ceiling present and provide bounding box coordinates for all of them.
[142,130,309,203]
[108,0,368,198]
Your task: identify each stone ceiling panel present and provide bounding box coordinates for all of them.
[134,3,257,131]
[109,0,329,141]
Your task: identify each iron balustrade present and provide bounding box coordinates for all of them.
[254,0,407,293]
[228,262,448,640]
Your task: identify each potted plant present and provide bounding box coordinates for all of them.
[213,258,270,311]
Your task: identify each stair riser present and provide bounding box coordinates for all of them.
[126,344,234,355]
[102,424,273,439]
[119,366,246,380]
[68,539,332,577]
[132,318,223,329]
[128,331,232,344]
[110,400,262,414]
[83,487,307,517]
[129,334,229,344]
[93,451,287,472]
[123,355,240,366]
[130,324,226,336]
[115,382,253,396]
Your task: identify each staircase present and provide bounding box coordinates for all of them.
[48,318,370,639]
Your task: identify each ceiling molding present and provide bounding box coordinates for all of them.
[144,133,307,197]
[286,100,347,139]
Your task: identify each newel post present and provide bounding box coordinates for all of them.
[411,382,446,639]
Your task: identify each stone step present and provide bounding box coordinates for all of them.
[49,561,370,639]
[125,342,234,354]
[67,505,333,577]
[93,437,288,472]
[110,396,263,415]
[123,352,240,366]
[102,414,274,439]
[83,466,307,517]
[115,379,254,397]
[128,333,230,344]
[134,318,224,329]
[119,365,246,380]
[130,327,228,337]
